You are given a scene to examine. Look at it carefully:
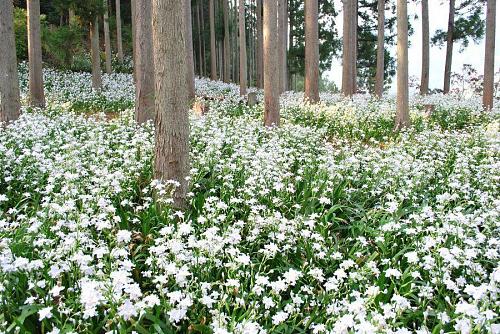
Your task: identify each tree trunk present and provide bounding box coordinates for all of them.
[352,0,357,93]
[374,0,384,98]
[209,0,217,80]
[90,17,102,90]
[278,0,287,93]
[197,1,203,76]
[263,0,279,126]
[223,0,231,82]
[342,0,354,96]
[185,0,196,101]
[0,0,20,123]
[152,0,190,208]
[69,8,77,25]
[395,0,410,130]
[483,0,496,110]
[256,0,263,88]
[27,0,45,108]
[239,0,247,95]
[201,1,206,77]
[420,0,429,95]
[104,1,113,74]
[443,0,455,94]
[135,0,155,124]
[131,0,137,82]
[305,0,319,102]
[116,0,124,62]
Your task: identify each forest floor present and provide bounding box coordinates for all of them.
[0,66,499,333]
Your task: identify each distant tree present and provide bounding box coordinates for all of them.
[342,0,356,96]
[256,0,263,88]
[115,0,124,62]
[420,0,429,95]
[238,0,247,95]
[27,0,45,107]
[483,0,496,109]
[185,0,195,101]
[374,0,384,97]
[209,0,217,80]
[305,0,319,102]
[395,0,409,130]
[263,0,279,126]
[103,0,112,74]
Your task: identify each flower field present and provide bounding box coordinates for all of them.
[0,68,499,333]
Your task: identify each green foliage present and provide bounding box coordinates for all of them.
[42,25,84,69]
[13,7,28,61]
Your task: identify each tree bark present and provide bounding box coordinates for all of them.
[209,0,217,80]
[352,0,357,93]
[239,0,247,95]
[305,0,319,102]
[374,0,384,98]
[197,1,203,76]
[395,0,410,130]
[223,0,231,82]
[263,0,279,126]
[0,0,20,123]
[483,0,496,110]
[420,0,429,95]
[256,0,263,88]
[152,0,190,208]
[342,0,355,96]
[443,0,455,94]
[104,1,113,74]
[131,0,137,82]
[116,0,124,62]
[90,17,102,90]
[185,0,196,101]
[27,0,45,108]
[278,0,287,93]
[135,0,155,124]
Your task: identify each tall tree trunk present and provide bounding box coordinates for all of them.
[395,0,410,130]
[90,17,102,90]
[185,0,196,101]
[223,0,231,82]
[305,0,319,102]
[256,0,263,88]
[209,0,217,80]
[197,1,203,76]
[135,0,155,124]
[152,0,190,208]
[263,0,279,126]
[278,0,287,93]
[483,0,496,110]
[104,1,113,74]
[420,0,429,95]
[374,0,384,98]
[201,1,206,77]
[131,0,137,82]
[342,0,354,96]
[116,0,124,62]
[27,0,45,107]
[239,0,247,95]
[352,0,357,93]
[443,0,455,94]
[0,0,20,123]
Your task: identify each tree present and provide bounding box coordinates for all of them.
[264,0,279,126]
[152,0,190,208]
[115,0,124,62]
[0,0,21,123]
[103,0,112,74]
[395,0,409,130]
[342,0,356,96]
[374,0,384,97]
[223,0,231,82]
[305,0,319,102]
[483,0,496,109]
[185,0,195,101]
[420,0,429,94]
[90,17,101,89]
[444,0,455,94]
[209,0,217,80]
[27,0,45,107]
[134,0,155,124]
[256,0,263,88]
[278,0,287,92]
[239,0,247,95]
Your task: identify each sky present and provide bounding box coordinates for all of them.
[324,0,500,93]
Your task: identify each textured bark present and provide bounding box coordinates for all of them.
[483,0,496,110]
[135,0,155,124]
[420,0,429,95]
[116,0,124,62]
[0,0,20,123]
[209,0,217,80]
[374,0,384,98]
[304,0,319,103]
[104,2,112,74]
[256,0,263,88]
[90,17,102,90]
[263,0,280,127]
[152,0,190,208]
[239,0,247,95]
[443,0,455,94]
[278,0,287,93]
[342,0,355,96]
[27,0,45,107]
[395,0,410,130]
[352,0,357,93]
[197,1,203,76]
[185,0,196,101]
[131,0,137,82]
[223,0,231,82]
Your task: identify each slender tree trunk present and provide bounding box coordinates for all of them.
[395,0,410,130]
[209,0,217,80]
[116,0,124,62]
[90,17,102,90]
[443,0,455,94]
[185,0,196,100]
[201,1,206,76]
[263,0,279,126]
[0,0,20,123]
[223,0,231,82]
[69,8,77,25]
[483,0,496,110]
[278,0,287,93]
[256,0,263,88]
[305,0,319,102]
[104,1,113,74]
[374,0,384,98]
[197,1,203,76]
[342,0,354,96]
[239,0,247,95]
[420,0,429,95]
[152,0,190,208]
[27,0,45,107]
[131,0,137,82]
[135,0,155,124]
[352,0,357,93]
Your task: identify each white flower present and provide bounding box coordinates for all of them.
[116,230,132,243]
[272,311,289,325]
[38,306,53,321]
[168,308,187,324]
